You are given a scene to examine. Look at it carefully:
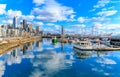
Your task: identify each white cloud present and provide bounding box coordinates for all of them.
[92,23,120,31]
[97,10,117,17]
[43,23,61,33]
[22,15,35,20]
[93,22,103,28]
[94,0,110,8]
[90,0,111,12]
[46,23,55,26]
[2,19,13,24]
[33,21,44,26]
[92,17,110,22]
[71,24,86,28]
[55,25,60,30]
[96,58,116,64]
[92,67,104,72]
[104,73,110,76]
[30,69,43,77]
[78,17,86,23]
[0,4,6,15]
[0,60,5,77]
[105,24,120,30]
[6,9,22,19]
[94,23,120,31]
[33,0,45,6]
[30,51,74,75]
[65,29,75,34]
[46,23,60,30]
[110,0,120,3]
[31,0,75,22]
[67,15,76,22]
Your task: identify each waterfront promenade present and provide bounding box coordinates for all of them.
[0,36,42,54]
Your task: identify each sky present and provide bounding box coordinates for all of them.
[0,0,120,35]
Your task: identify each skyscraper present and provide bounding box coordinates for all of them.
[23,19,27,30]
[61,25,64,35]
[13,16,18,28]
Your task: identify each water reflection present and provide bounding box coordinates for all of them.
[7,49,21,65]
[73,48,92,60]
[0,39,75,77]
[30,51,74,77]
[0,39,120,77]
[0,60,5,77]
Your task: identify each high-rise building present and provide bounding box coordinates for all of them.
[23,19,27,30]
[36,26,40,32]
[61,25,64,35]
[13,16,18,28]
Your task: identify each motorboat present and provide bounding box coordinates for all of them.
[73,38,93,51]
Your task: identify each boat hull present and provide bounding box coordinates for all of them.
[73,44,93,51]
[73,44,120,51]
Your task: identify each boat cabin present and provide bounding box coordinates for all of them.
[77,41,91,46]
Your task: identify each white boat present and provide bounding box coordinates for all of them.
[73,39,93,51]
[73,38,120,51]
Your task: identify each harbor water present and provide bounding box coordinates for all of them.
[0,38,120,77]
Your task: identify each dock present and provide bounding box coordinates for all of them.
[73,46,120,51]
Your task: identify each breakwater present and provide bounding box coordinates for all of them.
[0,36,42,54]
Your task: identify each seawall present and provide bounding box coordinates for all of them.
[0,36,42,54]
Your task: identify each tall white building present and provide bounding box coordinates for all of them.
[0,26,7,40]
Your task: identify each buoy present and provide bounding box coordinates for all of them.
[52,36,58,44]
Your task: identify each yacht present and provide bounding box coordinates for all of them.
[73,38,93,51]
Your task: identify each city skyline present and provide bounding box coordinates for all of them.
[0,0,120,35]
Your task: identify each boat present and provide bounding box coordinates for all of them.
[73,38,120,51]
[73,38,93,51]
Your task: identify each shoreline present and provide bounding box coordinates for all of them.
[0,36,42,54]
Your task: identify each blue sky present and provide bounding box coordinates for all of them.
[0,0,120,35]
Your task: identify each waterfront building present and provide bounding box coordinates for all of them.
[0,25,7,39]
[13,29,19,37]
[36,26,40,32]
[23,19,27,30]
[36,26,40,35]
[26,24,33,32]
[13,16,18,28]
[20,22,23,29]
[6,24,13,37]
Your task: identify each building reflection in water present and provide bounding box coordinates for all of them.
[0,38,118,77]
[11,49,18,58]
[22,45,27,55]
[36,40,40,48]
[61,43,65,52]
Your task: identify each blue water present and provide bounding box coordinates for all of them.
[0,38,120,77]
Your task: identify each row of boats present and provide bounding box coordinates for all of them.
[73,38,120,51]
[51,36,120,51]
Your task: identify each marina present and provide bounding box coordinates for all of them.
[0,38,120,77]
[73,38,120,51]
[0,0,120,77]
